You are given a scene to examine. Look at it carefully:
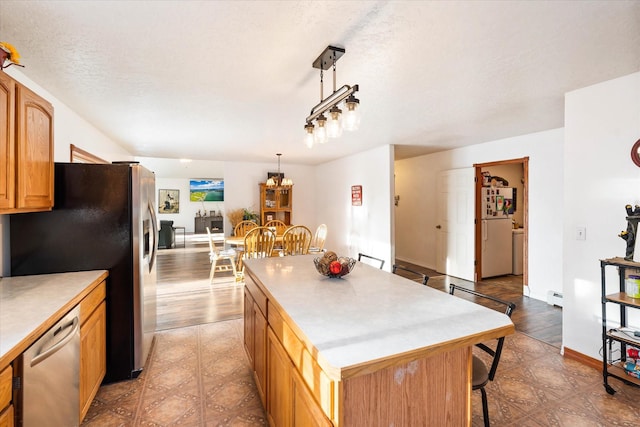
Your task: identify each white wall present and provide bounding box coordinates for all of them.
[563,72,640,359]
[4,68,132,163]
[135,157,225,233]
[395,128,564,302]
[136,158,317,235]
[315,145,395,271]
[136,156,318,235]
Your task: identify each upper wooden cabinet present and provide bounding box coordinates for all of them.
[259,183,292,226]
[0,72,54,213]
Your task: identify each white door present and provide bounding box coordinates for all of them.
[435,168,475,280]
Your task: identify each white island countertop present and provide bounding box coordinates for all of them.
[244,255,514,379]
[0,270,108,367]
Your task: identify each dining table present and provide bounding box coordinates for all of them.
[224,234,284,248]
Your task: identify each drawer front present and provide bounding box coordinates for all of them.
[79,280,106,324]
[268,303,334,419]
[245,275,267,316]
[0,365,11,412]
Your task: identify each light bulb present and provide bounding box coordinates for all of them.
[343,95,360,131]
[304,123,314,148]
[326,105,342,138]
[314,114,328,144]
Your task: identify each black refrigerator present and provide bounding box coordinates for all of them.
[10,162,158,383]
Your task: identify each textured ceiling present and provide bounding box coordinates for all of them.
[1,1,638,165]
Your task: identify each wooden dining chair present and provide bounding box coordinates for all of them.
[449,284,516,427]
[236,227,277,278]
[234,220,258,237]
[243,226,277,258]
[206,227,239,283]
[281,225,312,256]
[392,264,429,285]
[264,219,288,235]
[309,224,328,253]
[358,253,385,269]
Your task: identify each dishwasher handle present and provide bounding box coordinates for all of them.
[30,316,80,367]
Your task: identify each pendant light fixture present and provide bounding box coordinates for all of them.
[304,45,360,148]
[266,153,293,189]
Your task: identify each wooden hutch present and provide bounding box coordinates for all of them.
[259,183,292,226]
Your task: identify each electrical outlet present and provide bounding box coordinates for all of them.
[576,226,586,240]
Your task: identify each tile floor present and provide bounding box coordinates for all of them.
[82,319,266,426]
[82,318,640,426]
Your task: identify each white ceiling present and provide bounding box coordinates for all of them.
[1,1,639,165]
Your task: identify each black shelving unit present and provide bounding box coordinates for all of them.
[601,257,640,394]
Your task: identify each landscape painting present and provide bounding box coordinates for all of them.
[190,179,224,202]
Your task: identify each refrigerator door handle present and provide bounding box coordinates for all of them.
[148,201,158,272]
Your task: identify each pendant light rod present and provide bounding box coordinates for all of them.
[306,84,358,123]
[276,153,282,179]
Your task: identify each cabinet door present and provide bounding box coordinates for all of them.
[15,83,53,210]
[254,305,267,407]
[0,72,15,210]
[244,290,255,365]
[278,188,292,209]
[0,405,14,427]
[292,367,333,427]
[267,328,293,427]
[80,301,106,422]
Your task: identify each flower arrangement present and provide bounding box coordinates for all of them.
[0,42,23,70]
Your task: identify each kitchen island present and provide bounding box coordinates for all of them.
[243,255,514,426]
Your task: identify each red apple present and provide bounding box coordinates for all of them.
[329,260,342,275]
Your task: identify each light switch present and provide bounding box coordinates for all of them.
[576,226,586,240]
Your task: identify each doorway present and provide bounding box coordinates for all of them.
[474,157,529,293]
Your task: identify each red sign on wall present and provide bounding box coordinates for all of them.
[351,185,362,206]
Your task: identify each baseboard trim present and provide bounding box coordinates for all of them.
[563,346,602,371]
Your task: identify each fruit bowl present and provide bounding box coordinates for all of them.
[313,251,357,278]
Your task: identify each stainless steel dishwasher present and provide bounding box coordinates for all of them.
[20,306,81,427]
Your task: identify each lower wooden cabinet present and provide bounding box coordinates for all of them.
[253,303,267,406]
[244,290,255,364]
[245,273,332,426]
[0,405,14,427]
[79,283,107,422]
[244,285,267,407]
[292,365,332,427]
[267,327,292,427]
[266,328,332,427]
[0,365,13,427]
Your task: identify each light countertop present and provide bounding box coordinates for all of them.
[244,255,514,375]
[0,270,108,367]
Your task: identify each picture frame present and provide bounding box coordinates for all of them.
[159,189,180,214]
[267,172,285,181]
[190,179,224,202]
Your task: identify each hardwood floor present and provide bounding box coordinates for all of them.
[156,238,562,348]
[155,236,243,331]
[394,262,563,348]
